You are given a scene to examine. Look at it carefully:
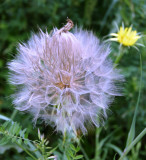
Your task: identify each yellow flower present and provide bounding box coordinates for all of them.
[110,26,141,46]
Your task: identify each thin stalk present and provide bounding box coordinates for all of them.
[16,142,38,160]
[126,53,142,147]
[118,128,146,160]
[94,128,102,160]
[79,142,89,160]
[63,131,66,146]
[10,109,18,120]
[114,46,124,66]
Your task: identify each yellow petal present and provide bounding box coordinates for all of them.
[110,33,118,36]
[109,38,118,41]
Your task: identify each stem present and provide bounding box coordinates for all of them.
[94,128,102,160]
[63,131,66,146]
[126,53,142,147]
[133,53,142,119]
[16,142,38,160]
[118,128,146,160]
[10,109,18,120]
[79,142,89,160]
[114,46,124,66]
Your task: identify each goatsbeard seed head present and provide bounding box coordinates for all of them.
[8,20,123,135]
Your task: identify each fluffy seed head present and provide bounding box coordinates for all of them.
[8,20,123,134]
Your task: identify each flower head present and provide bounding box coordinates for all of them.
[110,25,141,46]
[8,19,123,135]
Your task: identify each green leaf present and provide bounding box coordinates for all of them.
[24,139,29,145]
[66,148,74,158]
[75,146,80,152]
[74,155,83,159]
[12,136,17,143]
[0,137,9,146]
[99,129,118,149]
[20,129,27,138]
[17,138,22,145]
[106,143,128,160]
[126,53,142,147]
[69,144,76,152]
[26,157,34,160]
[27,141,42,158]
[113,153,118,160]
[106,143,123,156]
[119,128,146,160]
[47,146,58,156]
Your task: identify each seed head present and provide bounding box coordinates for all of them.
[8,20,123,134]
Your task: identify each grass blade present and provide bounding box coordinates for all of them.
[126,53,142,147]
[119,128,146,160]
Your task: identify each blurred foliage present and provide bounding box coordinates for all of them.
[0,0,146,159]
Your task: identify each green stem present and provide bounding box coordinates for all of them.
[118,128,146,160]
[63,131,67,146]
[126,53,142,147]
[79,142,89,160]
[16,142,38,160]
[10,109,18,121]
[114,46,124,66]
[94,128,102,160]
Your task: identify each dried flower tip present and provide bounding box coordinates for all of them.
[57,18,74,34]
